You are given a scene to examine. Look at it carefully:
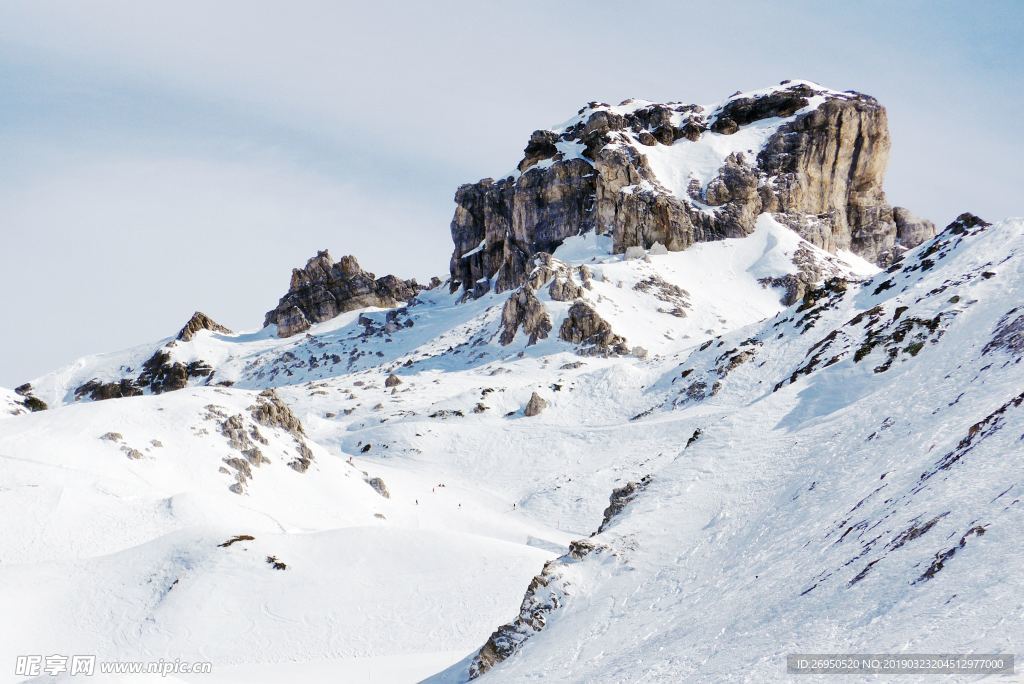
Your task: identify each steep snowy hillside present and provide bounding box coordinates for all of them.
[0,388,29,418]
[1,80,1020,684]
[439,215,1024,683]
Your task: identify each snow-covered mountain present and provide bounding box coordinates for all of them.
[2,82,1021,683]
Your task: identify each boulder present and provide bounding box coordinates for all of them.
[524,391,548,417]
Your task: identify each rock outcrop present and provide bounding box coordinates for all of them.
[177,311,232,342]
[758,242,863,306]
[559,301,630,356]
[264,251,422,337]
[74,348,214,402]
[365,477,390,498]
[449,80,933,297]
[943,212,990,235]
[13,383,47,412]
[250,389,313,473]
[595,475,653,535]
[499,287,552,346]
[469,539,609,679]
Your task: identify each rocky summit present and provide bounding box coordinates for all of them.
[450,80,934,299]
[176,311,232,342]
[264,250,423,337]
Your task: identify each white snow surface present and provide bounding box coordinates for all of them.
[2,215,1023,683]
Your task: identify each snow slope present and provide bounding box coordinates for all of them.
[2,213,1021,683]
[440,216,1024,682]
[0,387,28,419]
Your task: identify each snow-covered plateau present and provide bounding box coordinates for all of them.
[2,82,1022,683]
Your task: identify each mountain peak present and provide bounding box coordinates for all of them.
[176,311,232,342]
[450,82,934,301]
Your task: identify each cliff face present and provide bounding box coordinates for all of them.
[449,80,934,297]
[264,251,422,337]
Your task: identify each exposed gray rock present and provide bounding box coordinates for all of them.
[176,311,232,342]
[623,245,647,260]
[221,457,252,495]
[250,389,304,437]
[212,408,271,493]
[522,253,585,302]
[365,477,390,498]
[596,475,653,534]
[75,378,144,401]
[450,159,597,296]
[756,91,900,264]
[140,351,214,395]
[249,390,313,473]
[633,275,689,317]
[711,86,810,130]
[469,539,609,679]
[499,288,552,346]
[983,308,1024,357]
[944,212,991,235]
[74,348,214,402]
[449,82,929,297]
[524,391,548,417]
[758,243,846,306]
[264,251,422,338]
[558,301,629,355]
[13,383,47,412]
[384,373,402,388]
[892,207,937,251]
[98,431,142,459]
[548,276,583,302]
[219,414,268,462]
[704,152,758,207]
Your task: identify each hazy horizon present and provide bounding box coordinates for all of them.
[2,0,1022,385]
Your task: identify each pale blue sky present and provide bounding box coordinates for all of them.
[1,1,1021,385]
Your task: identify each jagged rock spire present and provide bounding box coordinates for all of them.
[263,251,422,338]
